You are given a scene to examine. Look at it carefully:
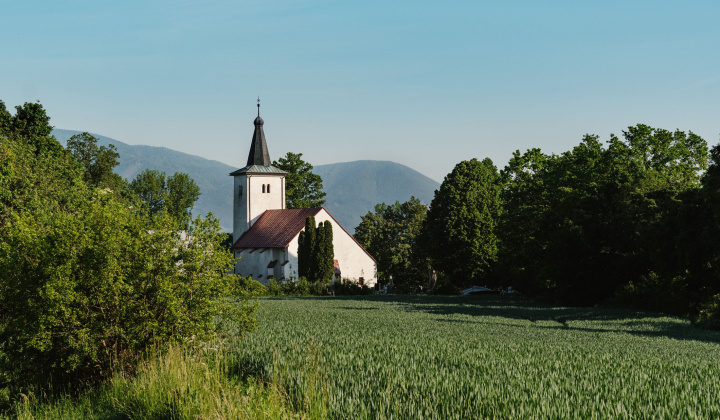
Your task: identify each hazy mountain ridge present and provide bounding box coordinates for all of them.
[52,129,440,233]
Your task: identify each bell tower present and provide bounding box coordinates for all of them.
[229,100,287,242]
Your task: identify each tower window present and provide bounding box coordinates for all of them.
[267,184,271,193]
[262,184,266,193]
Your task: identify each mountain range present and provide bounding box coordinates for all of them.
[52,129,440,233]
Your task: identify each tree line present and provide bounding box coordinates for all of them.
[356,124,720,326]
[0,101,255,392]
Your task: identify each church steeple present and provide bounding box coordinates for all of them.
[246,98,271,166]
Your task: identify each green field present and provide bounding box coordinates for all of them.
[232,295,720,419]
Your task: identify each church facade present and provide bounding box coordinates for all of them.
[230,105,377,286]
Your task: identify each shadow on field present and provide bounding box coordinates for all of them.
[292,294,720,344]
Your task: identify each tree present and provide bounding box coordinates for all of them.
[166,172,201,229]
[298,216,317,279]
[297,216,334,283]
[130,169,166,216]
[317,221,334,283]
[129,169,200,230]
[273,152,326,208]
[498,125,709,305]
[0,101,64,157]
[66,131,125,190]
[355,197,427,288]
[422,158,502,287]
[0,192,255,389]
[0,108,256,389]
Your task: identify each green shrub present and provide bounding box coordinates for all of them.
[614,272,691,315]
[334,279,373,296]
[430,274,459,295]
[267,279,282,296]
[695,294,720,330]
[0,192,256,390]
[235,275,268,297]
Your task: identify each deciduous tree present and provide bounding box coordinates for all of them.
[273,152,326,208]
[422,159,502,287]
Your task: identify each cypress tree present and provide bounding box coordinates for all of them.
[299,216,316,280]
[297,230,306,279]
[312,220,325,281]
[321,221,334,283]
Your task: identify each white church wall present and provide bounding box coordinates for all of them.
[284,209,377,287]
[234,247,288,284]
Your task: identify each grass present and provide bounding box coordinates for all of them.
[231,294,720,419]
[7,294,720,419]
[3,343,305,419]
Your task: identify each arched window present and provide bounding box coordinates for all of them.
[267,184,271,193]
[262,184,266,193]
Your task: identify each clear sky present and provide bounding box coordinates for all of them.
[2,0,719,182]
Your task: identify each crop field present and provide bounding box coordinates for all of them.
[230,295,720,419]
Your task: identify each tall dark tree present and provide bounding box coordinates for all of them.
[312,221,327,282]
[298,216,317,279]
[318,221,334,283]
[297,216,333,283]
[422,158,502,287]
[498,125,708,305]
[273,152,326,208]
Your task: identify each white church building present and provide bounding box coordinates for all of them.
[230,104,377,286]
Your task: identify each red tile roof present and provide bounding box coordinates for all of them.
[232,208,322,249]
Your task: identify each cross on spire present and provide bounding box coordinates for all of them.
[257,96,260,117]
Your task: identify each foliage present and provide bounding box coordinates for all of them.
[66,132,125,191]
[234,276,269,298]
[421,158,502,287]
[333,279,373,296]
[0,192,256,388]
[267,279,282,296]
[297,216,334,283]
[273,152,326,209]
[498,125,708,305]
[354,197,427,288]
[430,274,459,295]
[0,102,256,391]
[129,169,201,230]
[318,221,334,283]
[695,294,720,330]
[0,135,84,231]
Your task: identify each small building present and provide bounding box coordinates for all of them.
[230,104,377,286]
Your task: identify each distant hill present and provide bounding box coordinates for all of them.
[313,160,439,229]
[52,129,440,233]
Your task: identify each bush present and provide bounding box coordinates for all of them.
[334,279,373,296]
[267,279,282,296]
[614,272,691,315]
[234,276,268,297]
[430,275,459,295]
[695,294,720,330]
[0,192,256,390]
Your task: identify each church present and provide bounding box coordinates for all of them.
[230,104,377,286]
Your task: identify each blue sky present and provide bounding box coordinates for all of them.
[2,0,719,182]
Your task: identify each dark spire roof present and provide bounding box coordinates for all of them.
[246,100,271,166]
[230,100,287,176]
